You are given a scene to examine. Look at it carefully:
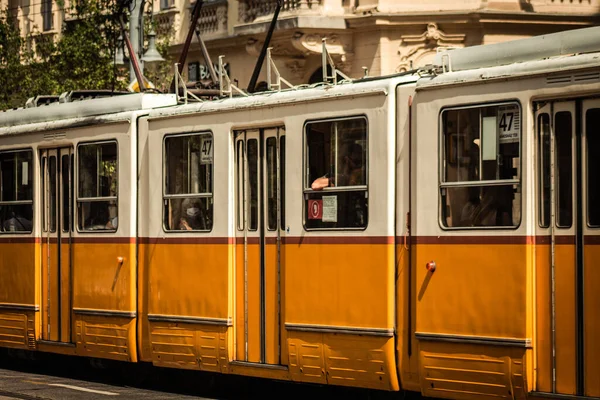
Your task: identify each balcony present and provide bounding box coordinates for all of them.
[238,0,321,24]
[235,0,345,35]
[197,0,228,38]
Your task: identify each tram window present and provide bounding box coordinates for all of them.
[41,157,46,232]
[237,140,244,231]
[248,139,258,231]
[555,112,573,228]
[0,149,33,233]
[440,103,521,228]
[49,157,57,232]
[304,117,367,230]
[77,142,118,232]
[163,133,213,232]
[62,155,70,232]
[266,137,277,231]
[586,109,600,227]
[538,113,551,228]
[280,136,286,231]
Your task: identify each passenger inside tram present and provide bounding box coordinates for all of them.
[306,117,368,229]
[2,213,32,232]
[311,142,364,190]
[178,198,206,231]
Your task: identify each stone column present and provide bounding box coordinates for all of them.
[321,0,344,15]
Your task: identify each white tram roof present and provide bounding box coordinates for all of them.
[419,26,600,89]
[146,74,418,120]
[0,92,177,135]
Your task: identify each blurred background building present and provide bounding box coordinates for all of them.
[3,0,600,88]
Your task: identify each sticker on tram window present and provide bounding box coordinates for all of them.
[322,195,337,223]
[498,106,520,144]
[200,137,213,164]
[22,162,28,185]
[308,199,323,220]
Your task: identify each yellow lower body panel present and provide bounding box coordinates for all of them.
[288,331,398,390]
[0,311,35,350]
[419,342,527,400]
[149,322,229,373]
[75,315,136,362]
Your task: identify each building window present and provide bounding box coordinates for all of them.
[440,103,521,228]
[77,142,118,231]
[42,0,53,31]
[0,150,33,233]
[163,132,213,231]
[304,117,367,230]
[160,0,173,10]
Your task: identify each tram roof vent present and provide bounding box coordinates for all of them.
[59,90,130,103]
[25,95,60,108]
[433,26,600,73]
[43,132,67,141]
[546,70,600,85]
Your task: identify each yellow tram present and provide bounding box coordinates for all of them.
[0,26,599,399]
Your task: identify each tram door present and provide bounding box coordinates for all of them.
[234,127,285,365]
[40,148,73,343]
[534,100,600,397]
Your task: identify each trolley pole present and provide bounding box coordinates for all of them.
[129,0,144,82]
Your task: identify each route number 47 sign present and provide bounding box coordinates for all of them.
[498,106,520,144]
[200,137,213,164]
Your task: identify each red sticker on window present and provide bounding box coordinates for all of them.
[308,199,323,219]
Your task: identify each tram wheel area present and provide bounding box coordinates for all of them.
[0,348,424,400]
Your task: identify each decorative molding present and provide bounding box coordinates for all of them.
[291,32,352,56]
[284,58,307,79]
[291,31,354,74]
[396,22,465,72]
[246,38,303,57]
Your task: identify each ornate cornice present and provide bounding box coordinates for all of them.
[396,22,465,72]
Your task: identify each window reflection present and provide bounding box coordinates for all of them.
[441,104,521,228]
[163,133,213,232]
[305,117,368,229]
[77,142,118,231]
[0,150,33,233]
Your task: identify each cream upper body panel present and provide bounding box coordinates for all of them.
[412,55,600,239]
[141,76,418,240]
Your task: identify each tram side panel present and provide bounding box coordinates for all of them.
[136,117,152,362]
[139,113,231,373]
[283,93,399,391]
[394,84,421,393]
[69,122,138,362]
[0,135,37,351]
[136,85,402,390]
[411,83,531,400]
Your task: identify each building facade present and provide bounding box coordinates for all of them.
[3,0,600,88]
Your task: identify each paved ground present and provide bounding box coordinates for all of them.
[0,349,403,400]
[0,365,214,400]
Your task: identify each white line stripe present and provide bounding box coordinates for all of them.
[48,384,119,396]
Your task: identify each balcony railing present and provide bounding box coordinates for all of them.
[197,0,227,36]
[155,8,179,38]
[238,0,321,24]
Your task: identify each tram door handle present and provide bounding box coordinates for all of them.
[112,257,125,291]
[426,260,436,273]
